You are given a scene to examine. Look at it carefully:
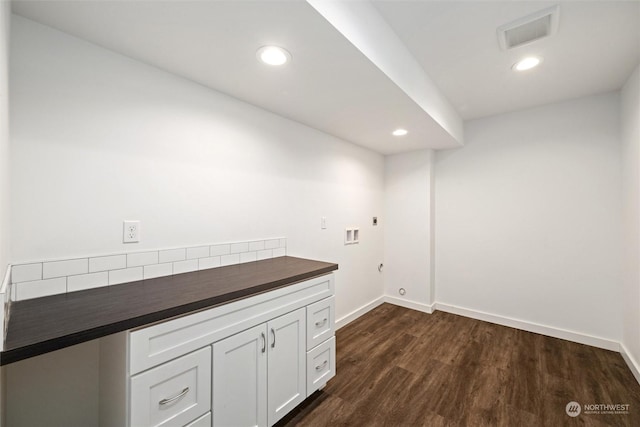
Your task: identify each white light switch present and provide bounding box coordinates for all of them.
[321,217,327,229]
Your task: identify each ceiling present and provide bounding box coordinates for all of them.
[373,0,640,120]
[10,1,640,153]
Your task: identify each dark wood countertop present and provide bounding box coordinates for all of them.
[1,256,338,366]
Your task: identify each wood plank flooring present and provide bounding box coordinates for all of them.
[277,304,640,426]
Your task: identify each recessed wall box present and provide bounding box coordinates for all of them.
[345,227,360,245]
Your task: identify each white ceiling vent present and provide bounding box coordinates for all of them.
[497,5,560,50]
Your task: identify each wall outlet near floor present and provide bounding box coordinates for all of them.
[123,220,140,243]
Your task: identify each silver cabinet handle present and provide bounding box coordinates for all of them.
[315,318,328,328]
[261,332,266,353]
[271,328,276,348]
[315,360,328,371]
[159,387,189,406]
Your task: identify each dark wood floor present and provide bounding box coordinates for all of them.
[278,303,640,426]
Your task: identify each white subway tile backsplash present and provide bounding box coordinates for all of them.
[240,251,257,263]
[11,263,42,283]
[67,272,108,292]
[43,259,88,279]
[265,239,280,249]
[144,263,173,280]
[109,267,143,285]
[249,241,265,252]
[16,277,67,300]
[127,251,158,268]
[186,246,209,260]
[89,255,126,273]
[199,256,221,271]
[220,253,240,267]
[159,248,186,263]
[230,242,249,254]
[173,259,198,275]
[10,237,285,299]
[210,244,231,256]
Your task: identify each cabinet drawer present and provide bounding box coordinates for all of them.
[130,347,211,427]
[306,296,335,350]
[185,412,211,427]
[306,336,336,397]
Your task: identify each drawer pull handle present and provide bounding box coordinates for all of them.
[315,360,328,371]
[315,318,328,328]
[159,387,190,406]
[271,328,276,348]
[261,332,266,353]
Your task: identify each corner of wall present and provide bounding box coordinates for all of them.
[383,149,435,307]
[621,64,640,380]
[0,0,11,283]
[0,1,11,423]
[621,342,640,386]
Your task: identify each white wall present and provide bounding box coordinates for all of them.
[0,1,9,425]
[8,15,385,424]
[621,65,640,376]
[0,1,9,276]
[10,14,384,319]
[435,93,623,343]
[384,149,434,309]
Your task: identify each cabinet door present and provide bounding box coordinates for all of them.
[267,308,306,426]
[212,324,267,427]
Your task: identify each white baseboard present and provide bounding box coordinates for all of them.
[620,343,640,385]
[434,302,620,352]
[335,296,384,330]
[384,295,434,314]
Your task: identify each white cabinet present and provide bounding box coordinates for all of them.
[130,347,211,427]
[306,337,336,397]
[99,273,335,427]
[267,308,306,426]
[305,297,336,396]
[185,413,211,427]
[129,274,333,375]
[212,324,267,427]
[306,296,335,350]
[212,308,306,427]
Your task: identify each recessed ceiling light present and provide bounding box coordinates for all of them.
[256,46,291,66]
[392,129,408,136]
[512,56,542,71]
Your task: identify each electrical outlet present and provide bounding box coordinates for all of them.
[123,220,140,243]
